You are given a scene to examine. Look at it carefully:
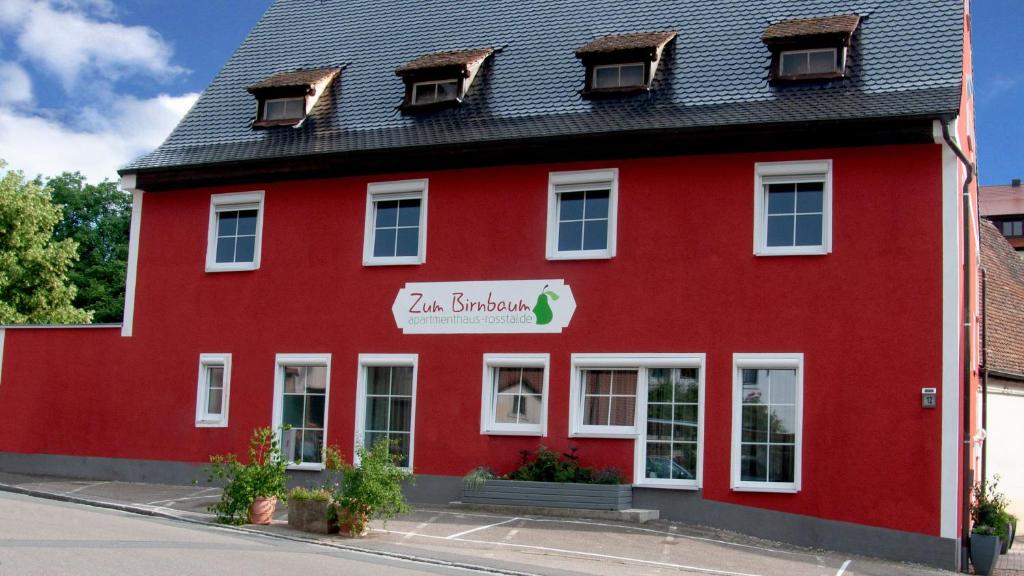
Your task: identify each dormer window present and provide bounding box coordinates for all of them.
[411,80,459,105]
[761,15,860,83]
[575,31,676,97]
[395,48,494,111]
[592,63,645,90]
[246,67,341,128]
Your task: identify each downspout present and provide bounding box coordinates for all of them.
[940,119,975,570]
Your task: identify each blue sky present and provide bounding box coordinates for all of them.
[0,0,1019,184]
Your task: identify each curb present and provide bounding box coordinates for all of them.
[0,482,542,576]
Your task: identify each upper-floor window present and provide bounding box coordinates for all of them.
[363,179,428,266]
[206,191,264,272]
[754,161,832,256]
[546,169,618,260]
[412,80,459,105]
[195,353,231,427]
[574,31,676,97]
[761,14,860,83]
[997,218,1024,238]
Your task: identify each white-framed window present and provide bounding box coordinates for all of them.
[195,353,231,427]
[731,353,803,493]
[363,180,428,266]
[569,354,705,489]
[355,354,417,469]
[592,62,645,89]
[546,169,618,260]
[205,191,265,272]
[411,80,459,105]
[272,354,331,470]
[753,160,832,256]
[263,97,305,121]
[480,354,549,436]
[778,48,841,77]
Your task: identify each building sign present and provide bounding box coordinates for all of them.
[391,279,577,334]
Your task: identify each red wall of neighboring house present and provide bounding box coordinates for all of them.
[0,143,945,536]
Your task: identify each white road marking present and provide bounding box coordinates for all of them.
[403,514,441,541]
[445,517,521,540]
[503,528,519,542]
[378,528,769,576]
[146,488,220,505]
[64,481,110,495]
[836,559,851,576]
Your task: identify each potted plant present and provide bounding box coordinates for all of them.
[331,439,413,537]
[207,426,289,525]
[971,477,1012,575]
[286,487,337,534]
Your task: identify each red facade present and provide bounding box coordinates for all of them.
[0,144,948,535]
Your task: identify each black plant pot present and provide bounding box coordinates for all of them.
[1011,518,1018,550]
[971,533,1001,576]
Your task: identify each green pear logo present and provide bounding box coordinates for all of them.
[532,284,560,325]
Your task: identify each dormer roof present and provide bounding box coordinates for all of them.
[575,31,677,58]
[395,48,494,76]
[761,14,861,44]
[246,67,341,93]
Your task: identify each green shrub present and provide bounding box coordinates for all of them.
[331,439,414,534]
[288,486,331,502]
[972,475,1013,538]
[207,427,289,525]
[506,445,624,484]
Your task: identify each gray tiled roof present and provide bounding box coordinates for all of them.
[122,0,963,173]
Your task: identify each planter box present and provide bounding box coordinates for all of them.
[287,499,338,534]
[971,533,1002,576]
[463,480,632,511]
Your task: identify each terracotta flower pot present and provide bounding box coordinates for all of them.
[335,502,370,537]
[249,496,278,525]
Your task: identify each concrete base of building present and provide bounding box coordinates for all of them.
[0,452,959,569]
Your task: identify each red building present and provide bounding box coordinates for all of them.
[0,0,981,569]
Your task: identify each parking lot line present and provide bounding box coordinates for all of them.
[445,517,521,540]
[403,514,442,541]
[378,528,770,576]
[835,559,851,575]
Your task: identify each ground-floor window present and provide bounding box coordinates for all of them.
[480,354,549,436]
[355,354,417,468]
[195,353,231,427]
[731,353,803,493]
[273,354,331,470]
[570,354,705,489]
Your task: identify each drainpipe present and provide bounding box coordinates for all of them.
[940,120,976,572]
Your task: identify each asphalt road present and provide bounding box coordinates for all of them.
[0,491,483,576]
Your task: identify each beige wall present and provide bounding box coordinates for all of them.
[986,380,1024,518]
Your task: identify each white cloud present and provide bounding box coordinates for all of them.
[0,0,185,89]
[0,62,33,104]
[0,93,199,182]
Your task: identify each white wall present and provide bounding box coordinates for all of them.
[986,383,1024,518]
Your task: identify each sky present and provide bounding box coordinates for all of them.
[0,0,1020,185]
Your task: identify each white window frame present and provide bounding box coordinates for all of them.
[263,96,306,121]
[546,169,618,260]
[411,79,459,105]
[480,354,550,436]
[272,353,332,471]
[632,355,706,490]
[730,353,804,493]
[205,191,265,272]
[363,179,428,266]
[778,47,843,77]
[354,354,418,470]
[195,353,231,427]
[753,160,832,256]
[591,62,646,89]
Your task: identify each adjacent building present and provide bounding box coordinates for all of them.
[0,0,981,569]
[981,180,1024,255]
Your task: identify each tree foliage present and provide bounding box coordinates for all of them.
[0,162,92,324]
[47,172,130,322]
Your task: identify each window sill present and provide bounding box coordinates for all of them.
[569,429,637,439]
[287,463,326,472]
[754,246,829,257]
[731,484,799,494]
[482,428,545,437]
[195,420,228,428]
[546,251,614,261]
[206,262,260,273]
[363,257,424,267]
[633,481,700,491]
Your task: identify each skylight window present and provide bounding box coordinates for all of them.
[395,48,494,111]
[779,48,839,77]
[245,67,341,128]
[264,97,306,121]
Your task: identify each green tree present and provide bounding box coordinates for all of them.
[0,162,92,324]
[47,172,130,322]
